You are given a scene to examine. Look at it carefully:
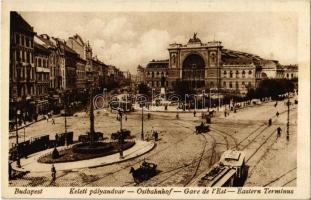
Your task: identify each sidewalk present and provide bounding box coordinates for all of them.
[12,140,155,173]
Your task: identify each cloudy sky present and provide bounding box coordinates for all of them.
[20,12,298,73]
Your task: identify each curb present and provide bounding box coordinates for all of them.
[88,142,157,169]
[11,141,156,172]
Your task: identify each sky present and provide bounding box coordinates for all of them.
[20,12,298,74]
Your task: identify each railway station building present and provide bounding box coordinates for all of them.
[145,33,292,95]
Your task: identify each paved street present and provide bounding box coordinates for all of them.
[9,98,297,187]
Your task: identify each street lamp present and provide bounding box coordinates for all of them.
[117,108,124,159]
[15,105,21,168]
[140,102,145,141]
[286,91,290,141]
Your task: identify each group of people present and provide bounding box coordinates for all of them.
[45,112,55,124]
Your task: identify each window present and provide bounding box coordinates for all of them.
[248,70,252,75]
[152,72,154,78]
[16,50,20,61]
[22,50,25,62]
[248,82,252,87]
[242,70,246,78]
[229,82,232,88]
[21,35,24,46]
[26,52,30,63]
[26,38,29,47]
[17,34,20,45]
[223,81,226,87]
[291,74,293,78]
[236,70,239,78]
[242,82,245,87]
[223,71,227,75]
[236,81,239,89]
[230,71,233,78]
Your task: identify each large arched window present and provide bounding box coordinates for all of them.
[182,54,205,69]
[242,70,246,78]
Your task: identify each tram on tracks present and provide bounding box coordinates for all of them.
[198,150,246,187]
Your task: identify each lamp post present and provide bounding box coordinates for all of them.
[63,89,68,146]
[15,104,21,168]
[118,108,124,159]
[286,91,290,141]
[209,88,211,112]
[140,102,144,141]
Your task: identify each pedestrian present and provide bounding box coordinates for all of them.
[193,110,196,117]
[276,111,279,117]
[224,111,227,117]
[176,113,179,119]
[51,164,56,182]
[277,127,282,137]
[52,118,55,125]
[45,115,49,122]
[148,113,151,120]
[268,118,272,126]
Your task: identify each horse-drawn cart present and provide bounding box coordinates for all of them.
[130,160,157,183]
[195,122,210,134]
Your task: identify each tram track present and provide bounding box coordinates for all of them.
[263,167,297,187]
[69,104,296,187]
[80,118,199,186]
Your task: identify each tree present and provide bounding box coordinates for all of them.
[255,79,295,99]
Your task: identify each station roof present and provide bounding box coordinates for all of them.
[221,49,263,65]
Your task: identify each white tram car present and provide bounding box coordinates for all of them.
[198,150,246,187]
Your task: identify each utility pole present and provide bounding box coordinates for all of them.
[287,91,290,141]
[15,103,21,168]
[141,103,144,141]
[64,91,67,146]
[90,86,95,145]
[118,108,124,159]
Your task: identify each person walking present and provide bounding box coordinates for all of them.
[276,111,279,117]
[51,164,56,182]
[277,127,282,137]
[193,110,196,117]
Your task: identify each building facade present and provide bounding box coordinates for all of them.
[34,35,51,114]
[9,12,36,120]
[145,33,295,95]
[145,60,169,89]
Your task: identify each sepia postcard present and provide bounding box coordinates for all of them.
[1,0,310,199]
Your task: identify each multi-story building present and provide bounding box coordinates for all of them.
[37,34,59,90]
[145,33,296,95]
[76,57,87,89]
[282,65,298,80]
[67,34,92,88]
[136,65,146,84]
[145,60,169,89]
[34,35,51,114]
[9,12,36,120]
[55,39,78,91]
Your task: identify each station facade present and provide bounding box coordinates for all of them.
[145,33,295,95]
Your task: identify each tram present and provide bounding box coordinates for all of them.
[198,150,246,187]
